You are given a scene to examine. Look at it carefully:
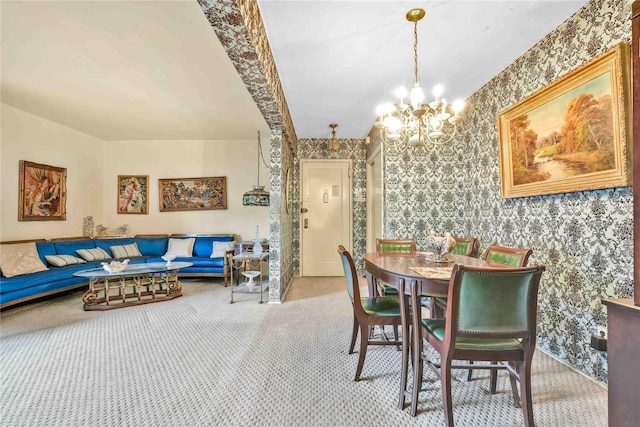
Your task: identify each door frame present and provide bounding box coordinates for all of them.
[299,159,353,276]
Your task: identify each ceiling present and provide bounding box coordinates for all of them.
[1,1,590,142]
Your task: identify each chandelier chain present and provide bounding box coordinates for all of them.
[414,20,419,84]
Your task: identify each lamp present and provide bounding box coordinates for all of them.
[374,8,464,153]
[328,123,339,152]
[242,131,270,206]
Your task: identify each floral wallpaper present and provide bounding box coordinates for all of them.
[380,0,633,382]
[295,139,367,276]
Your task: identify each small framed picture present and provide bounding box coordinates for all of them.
[117,175,149,214]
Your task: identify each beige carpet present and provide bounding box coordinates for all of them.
[0,276,607,426]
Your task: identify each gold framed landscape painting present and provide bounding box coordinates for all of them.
[18,160,67,221]
[498,43,630,198]
[117,175,149,214]
[159,176,227,212]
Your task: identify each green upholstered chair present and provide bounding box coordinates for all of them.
[375,238,417,296]
[401,264,545,426]
[483,244,532,267]
[464,244,533,383]
[450,237,477,256]
[338,245,403,381]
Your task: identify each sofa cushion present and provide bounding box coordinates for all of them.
[110,243,142,258]
[135,237,168,257]
[211,241,236,258]
[193,235,234,257]
[165,238,195,257]
[94,238,135,254]
[35,242,57,265]
[45,255,86,267]
[0,242,49,278]
[54,239,96,256]
[76,247,112,261]
[0,262,100,293]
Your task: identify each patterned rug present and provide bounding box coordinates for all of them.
[0,277,607,426]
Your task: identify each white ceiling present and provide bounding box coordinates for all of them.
[1,0,590,141]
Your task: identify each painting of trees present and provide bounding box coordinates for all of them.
[498,43,629,198]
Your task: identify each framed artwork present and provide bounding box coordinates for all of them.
[117,175,149,214]
[159,176,227,212]
[498,43,630,198]
[18,160,67,221]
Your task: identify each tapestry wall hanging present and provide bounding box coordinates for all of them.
[159,177,227,212]
[18,160,67,221]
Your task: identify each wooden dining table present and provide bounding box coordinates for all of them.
[363,251,489,299]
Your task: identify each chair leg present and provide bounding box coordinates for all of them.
[441,356,454,427]
[398,324,410,410]
[393,325,400,351]
[349,313,358,354]
[489,361,498,394]
[519,360,535,427]
[409,330,423,417]
[354,324,369,381]
[508,362,521,408]
[467,361,474,381]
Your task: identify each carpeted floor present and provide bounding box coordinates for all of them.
[0,276,607,426]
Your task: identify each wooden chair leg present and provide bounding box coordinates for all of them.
[508,362,521,408]
[409,329,423,417]
[441,357,454,427]
[489,361,498,394]
[349,313,358,354]
[398,325,410,409]
[393,325,400,351]
[519,360,535,427]
[354,324,369,381]
[467,361,474,381]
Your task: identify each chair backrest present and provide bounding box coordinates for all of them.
[482,244,532,267]
[450,237,477,256]
[376,238,416,255]
[445,264,545,342]
[338,245,361,304]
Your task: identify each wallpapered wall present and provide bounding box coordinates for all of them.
[269,130,296,302]
[380,0,633,382]
[295,138,367,276]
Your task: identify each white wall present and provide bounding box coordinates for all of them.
[1,105,270,242]
[1,104,105,240]
[101,139,270,241]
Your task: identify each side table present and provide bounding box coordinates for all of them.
[230,251,269,303]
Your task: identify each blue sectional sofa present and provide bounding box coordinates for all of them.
[0,234,235,309]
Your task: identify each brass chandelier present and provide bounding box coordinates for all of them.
[374,8,464,153]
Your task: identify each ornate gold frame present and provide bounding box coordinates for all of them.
[498,43,630,198]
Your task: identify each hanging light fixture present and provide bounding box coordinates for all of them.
[243,131,270,206]
[374,8,464,153]
[328,123,339,152]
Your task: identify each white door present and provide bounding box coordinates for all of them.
[366,144,383,252]
[300,160,352,276]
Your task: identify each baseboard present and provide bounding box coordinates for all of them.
[537,348,608,389]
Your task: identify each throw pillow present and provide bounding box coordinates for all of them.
[164,238,195,258]
[110,243,142,258]
[45,255,86,267]
[211,241,236,258]
[76,247,112,262]
[0,242,49,278]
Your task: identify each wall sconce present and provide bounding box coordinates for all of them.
[328,123,339,152]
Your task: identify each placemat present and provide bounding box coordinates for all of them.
[409,266,454,280]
